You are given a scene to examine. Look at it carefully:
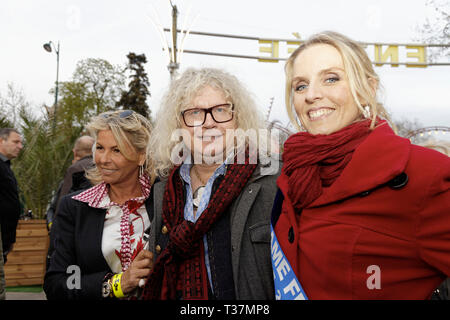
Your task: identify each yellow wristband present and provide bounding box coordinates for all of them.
[112,273,125,298]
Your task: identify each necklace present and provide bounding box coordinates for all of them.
[192,165,207,185]
[192,166,207,208]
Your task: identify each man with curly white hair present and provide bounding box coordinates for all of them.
[141,67,280,300]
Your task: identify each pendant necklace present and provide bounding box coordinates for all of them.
[192,165,207,208]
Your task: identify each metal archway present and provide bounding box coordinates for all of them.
[405,126,450,139]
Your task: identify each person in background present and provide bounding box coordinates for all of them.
[44,110,154,299]
[45,135,95,271]
[0,128,23,264]
[58,135,95,203]
[46,135,95,231]
[0,128,23,300]
[0,234,4,300]
[141,67,279,300]
[272,31,450,299]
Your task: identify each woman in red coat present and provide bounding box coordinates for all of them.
[272,31,450,300]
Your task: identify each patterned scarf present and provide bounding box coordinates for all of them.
[141,155,257,300]
[72,173,152,271]
[117,199,144,271]
[281,119,374,211]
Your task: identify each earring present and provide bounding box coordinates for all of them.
[139,165,144,178]
[362,105,371,119]
[299,122,306,132]
[296,117,306,132]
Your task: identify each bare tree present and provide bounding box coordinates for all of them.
[0,82,29,128]
[392,116,428,144]
[413,0,450,62]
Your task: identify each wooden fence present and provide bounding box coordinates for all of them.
[4,220,49,287]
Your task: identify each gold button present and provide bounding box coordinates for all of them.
[161,225,168,234]
[155,245,161,253]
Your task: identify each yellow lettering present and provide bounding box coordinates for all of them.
[287,41,302,54]
[254,37,430,68]
[258,40,279,63]
[406,46,427,68]
[374,45,399,67]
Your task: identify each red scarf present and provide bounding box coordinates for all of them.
[281,120,373,211]
[141,155,257,300]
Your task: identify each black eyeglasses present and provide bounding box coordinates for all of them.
[101,110,134,119]
[181,103,234,127]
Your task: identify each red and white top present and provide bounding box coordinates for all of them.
[72,174,152,273]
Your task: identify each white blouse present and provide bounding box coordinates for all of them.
[99,194,150,273]
[72,175,152,274]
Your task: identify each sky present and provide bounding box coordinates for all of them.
[1,0,449,139]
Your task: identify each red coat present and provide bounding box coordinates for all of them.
[275,124,450,299]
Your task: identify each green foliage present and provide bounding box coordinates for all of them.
[56,81,98,129]
[72,58,125,113]
[0,115,13,128]
[12,107,81,218]
[55,57,127,130]
[116,53,151,119]
[1,57,127,218]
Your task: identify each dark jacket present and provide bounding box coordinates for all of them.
[0,154,20,257]
[46,156,93,228]
[43,191,154,300]
[45,157,93,271]
[149,161,280,300]
[56,155,94,213]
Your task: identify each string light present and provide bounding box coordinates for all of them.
[406,126,450,141]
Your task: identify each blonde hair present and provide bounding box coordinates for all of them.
[285,31,391,131]
[150,67,267,178]
[419,140,450,156]
[85,110,154,185]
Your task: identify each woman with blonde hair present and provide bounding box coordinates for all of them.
[44,110,155,299]
[141,67,280,300]
[271,31,450,299]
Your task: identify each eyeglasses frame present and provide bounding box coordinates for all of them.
[181,103,234,127]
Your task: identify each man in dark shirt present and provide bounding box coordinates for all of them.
[0,128,23,263]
